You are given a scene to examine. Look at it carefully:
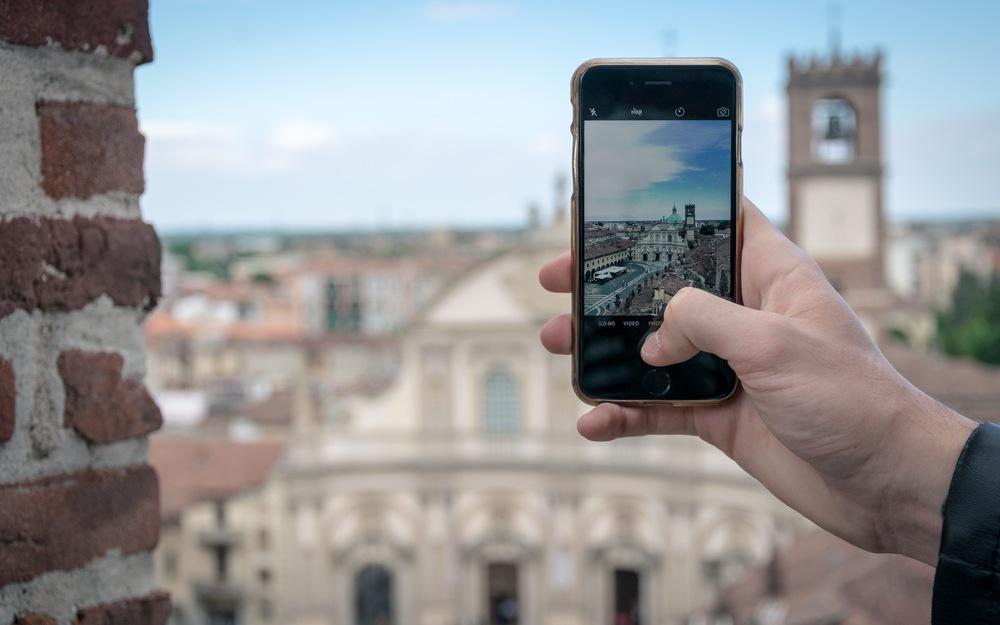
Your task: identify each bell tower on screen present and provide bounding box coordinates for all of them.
[786,52,885,294]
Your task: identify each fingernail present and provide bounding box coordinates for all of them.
[641,333,660,359]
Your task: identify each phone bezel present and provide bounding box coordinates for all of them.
[570,58,744,406]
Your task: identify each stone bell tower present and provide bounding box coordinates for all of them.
[786,51,886,296]
[684,204,696,242]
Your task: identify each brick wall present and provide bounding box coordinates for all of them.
[0,2,169,624]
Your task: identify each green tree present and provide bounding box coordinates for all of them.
[167,240,231,280]
[936,269,1000,365]
[251,271,275,285]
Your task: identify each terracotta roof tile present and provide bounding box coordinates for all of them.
[584,239,635,260]
[149,435,285,519]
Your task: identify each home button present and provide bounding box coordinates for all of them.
[641,369,671,397]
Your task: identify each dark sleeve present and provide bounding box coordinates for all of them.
[932,422,1000,625]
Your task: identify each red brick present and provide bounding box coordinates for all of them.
[0,359,14,443]
[14,615,57,625]
[59,350,162,444]
[75,592,171,625]
[0,465,159,587]
[0,0,152,63]
[38,102,145,200]
[0,216,161,318]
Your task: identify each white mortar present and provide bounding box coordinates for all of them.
[0,42,141,222]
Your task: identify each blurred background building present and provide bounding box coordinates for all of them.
[152,194,805,625]
[144,28,1000,625]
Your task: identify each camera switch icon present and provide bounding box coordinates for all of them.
[716,107,730,118]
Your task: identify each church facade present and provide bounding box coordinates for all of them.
[634,205,695,265]
[262,219,804,625]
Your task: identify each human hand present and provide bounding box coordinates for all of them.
[538,198,976,566]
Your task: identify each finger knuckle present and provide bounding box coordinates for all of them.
[666,286,699,317]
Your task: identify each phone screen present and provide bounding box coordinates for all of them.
[576,63,739,401]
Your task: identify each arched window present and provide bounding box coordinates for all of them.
[355,564,394,625]
[483,368,520,433]
[811,98,856,164]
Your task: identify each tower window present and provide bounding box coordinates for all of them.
[811,98,856,164]
[483,368,521,434]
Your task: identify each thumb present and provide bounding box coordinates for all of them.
[640,287,786,369]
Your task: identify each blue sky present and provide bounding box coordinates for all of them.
[584,120,731,222]
[137,0,1000,231]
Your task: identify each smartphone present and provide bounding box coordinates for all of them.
[571,59,742,404]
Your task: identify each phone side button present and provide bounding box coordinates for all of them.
[641,369,671,397]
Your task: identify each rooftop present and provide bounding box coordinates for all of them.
[584,224,615,238]
[786,51,882,86]
[584,238,635,260]
[150,435,285,519]
[883,343,1000,422]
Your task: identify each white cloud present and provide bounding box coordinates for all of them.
[269,118,335,152]
[584,121,688,210]
[141,117,336,174]
[426,1,511,23]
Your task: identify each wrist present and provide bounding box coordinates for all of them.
[877,391,976,566]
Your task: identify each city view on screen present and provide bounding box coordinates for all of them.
[583,119,734,317]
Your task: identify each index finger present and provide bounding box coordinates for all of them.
[577,403,700,441]
[538,250,572,293]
